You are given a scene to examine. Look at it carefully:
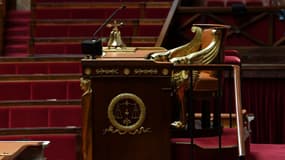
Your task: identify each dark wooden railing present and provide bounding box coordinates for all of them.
[173,64,246,159]
[0,0,5,55]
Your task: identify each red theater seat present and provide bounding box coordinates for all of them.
[48,106,82,127]
[35,25,69,37]
[31,81,67,100]
[226,0,245,6]
[48,62,82,74]
[205,0,225,6]
[245,0,263,6]
[0,63,16,74]
[17,63,49,74]
[223,49,241,65]
[0,82,31,100]
[0,105,81,128]
[0,108,9,128]
[67,81,82,100]
[9,107,48,128]
[34,43,82,54]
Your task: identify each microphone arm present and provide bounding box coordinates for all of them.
[92,5,126,40]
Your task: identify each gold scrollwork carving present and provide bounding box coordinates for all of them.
[107,93,147,133]
[103,125,152,135]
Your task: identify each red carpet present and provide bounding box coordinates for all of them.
[249,143,285,160]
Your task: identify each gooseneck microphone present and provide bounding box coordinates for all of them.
[92,5,126,40]
[81,5,126,58]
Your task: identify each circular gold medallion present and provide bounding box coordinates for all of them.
[107,93,146,132]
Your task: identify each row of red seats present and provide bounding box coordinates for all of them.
[35,0,173,2]
[0,104,82,160]
[0,80,81,100]
[33,39,157,55]
[30,1,172,54]
[34,23,163,38]
[0,61,81,74]
[34,7,170,20]
[0,105,81,128]
[205,0,264,6]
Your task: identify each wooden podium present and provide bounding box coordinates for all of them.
[81,47,173,160]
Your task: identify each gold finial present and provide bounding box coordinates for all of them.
[107,20,126,49]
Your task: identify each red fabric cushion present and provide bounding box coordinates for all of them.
[224,55,241,65]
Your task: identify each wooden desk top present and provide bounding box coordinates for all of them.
[101,47,166,59]
[0,141,49,160]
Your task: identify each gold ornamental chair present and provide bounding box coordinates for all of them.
[149,24,230,135]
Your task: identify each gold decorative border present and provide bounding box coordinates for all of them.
[107,93,146,132]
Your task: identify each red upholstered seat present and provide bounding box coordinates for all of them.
[226,0,245,6]
[0,105,81,128]
[67,81,82,99]
[31,81,67,100]
[34,24,69,37]
[48,106,82,127]
[9,107,49,127]
[224,55,241,64]
[48,62,81,74]
[205,0,225,6]
[0,82,31,100]
[34,43,82,54]
[0,63,17,74]
[0,108,9,128]
[223,49,241,65]
[17,63,49,74]
[245,0,263,6]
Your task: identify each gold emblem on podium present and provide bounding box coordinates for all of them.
[104,93,151,135]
